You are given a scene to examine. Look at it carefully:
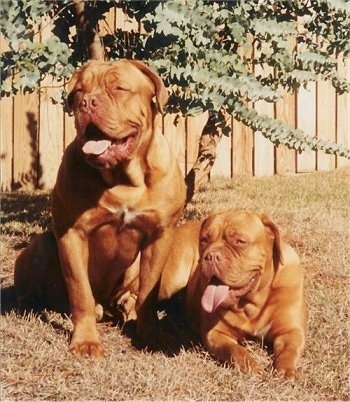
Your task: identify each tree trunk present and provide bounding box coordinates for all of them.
[185,112,222,204]
[72,0,105,61]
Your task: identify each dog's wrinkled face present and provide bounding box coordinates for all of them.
[67,60,168,169]
[199,210,281,313]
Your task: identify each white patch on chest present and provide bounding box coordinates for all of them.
[104,205,134,224]
[254,322,271,338]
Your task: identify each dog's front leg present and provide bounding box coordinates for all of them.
[204,328,264,374]
[273,329,305,379]
[58,228,105,358]
[136,229,174,349]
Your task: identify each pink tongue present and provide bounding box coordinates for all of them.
[201,284,230,313]
[82,140,111,155]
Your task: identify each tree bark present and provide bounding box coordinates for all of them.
[185,112,222,204]
[72,0,105,61]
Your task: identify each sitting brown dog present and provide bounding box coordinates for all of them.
[185,210,307,379]
[38,60,186,357]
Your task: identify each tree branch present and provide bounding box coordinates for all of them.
[72,0,105,61]
[185,113,222,204]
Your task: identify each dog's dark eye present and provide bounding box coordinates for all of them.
[235,238,247,247]
[200,236,209,246]
[113,86,129,93]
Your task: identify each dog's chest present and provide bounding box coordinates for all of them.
[221,303,273,339]
[88,220,142,262]
[253,322,272,338]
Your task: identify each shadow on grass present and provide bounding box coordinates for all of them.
[0,286,18,314]
[0,286,73,341]
[1,282,197,357]
[1,191,51,235]
[119,293,200,357]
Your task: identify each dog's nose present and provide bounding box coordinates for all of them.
[204,250,222,263]
[79,95,100,112]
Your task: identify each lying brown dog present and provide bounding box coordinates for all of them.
[40,60,186,357]
[185,210,307,379]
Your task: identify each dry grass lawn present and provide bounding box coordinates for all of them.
[1,168,349,401]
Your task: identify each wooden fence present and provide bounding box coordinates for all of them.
[1,8,349,191]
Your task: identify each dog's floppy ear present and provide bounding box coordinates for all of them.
[128,60,169,113]
[260,213,284,269]
[65,72,79,112]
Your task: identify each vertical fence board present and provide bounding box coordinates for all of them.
[232,34,254,177]
[253,64,274,177]
[63,71,76,148]
[64,112,76,149]
[296,83,317,172]
[100,6,115,36]
[211,135,231,178]
[10,22,40,189]
[253,115,274,177]
[253,105,275,177]
[12,93,39,190]
[296,18,317,173]
[211,112,232,178]
[275,93,296,175]
[39,83,64,188]
[336,57,350,168]
[0,94,13,191]
[163,114,186,175]
[115,7,126,29]
[116,7,139,31]
[316,78,336,171]
[186,113,207,174]
[232,118,253,176]
[0,34,13,191]
[39,17,64,188]
[275,36,297,174]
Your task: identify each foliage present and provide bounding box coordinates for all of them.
[0,0,73,94]
[134,0,350,157]
[1,0,349,158]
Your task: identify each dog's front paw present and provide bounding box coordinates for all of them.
[110,291,137,323]
[274,367,301,380]
[69,341,106,358]
[234,355,264,375]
